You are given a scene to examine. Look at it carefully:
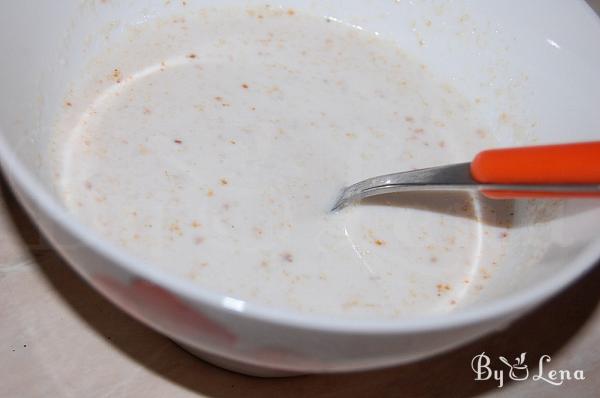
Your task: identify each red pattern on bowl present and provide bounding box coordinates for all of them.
[94,275,236,346]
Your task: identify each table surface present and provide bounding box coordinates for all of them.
[2,2,600,396]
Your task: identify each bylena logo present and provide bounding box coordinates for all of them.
[471,352,585,388]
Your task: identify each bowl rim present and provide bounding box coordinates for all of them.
[1,0,599,335]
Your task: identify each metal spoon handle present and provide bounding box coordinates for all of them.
[332,141,600,211]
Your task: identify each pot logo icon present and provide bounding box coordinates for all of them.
[498,352,529,381]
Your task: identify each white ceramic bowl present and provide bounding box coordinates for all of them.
[1,0,599,376]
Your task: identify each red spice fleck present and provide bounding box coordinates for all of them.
[194,237,205,245]
[281,252,293,263]
[430,256,438,263]
[84,181,93,190]
[174,139,182,144]
[143,107,152,115]
[438,140,446,148]
[414,128,424,133]
[207,189,214,197]
[500,231,509,238]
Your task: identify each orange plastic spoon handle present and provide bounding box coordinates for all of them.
[471,141,600,199]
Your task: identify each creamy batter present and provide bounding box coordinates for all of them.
[52,6,512,319]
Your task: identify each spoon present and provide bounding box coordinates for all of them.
[332,141,600,211]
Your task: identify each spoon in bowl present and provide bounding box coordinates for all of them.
[332,141,600,211]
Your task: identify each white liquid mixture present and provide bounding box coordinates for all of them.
[52,6,512,319]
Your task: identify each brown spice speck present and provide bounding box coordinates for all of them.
[219,178,228,186]
[139,144,150,155]
[241,83,249,89]
[405,116,415,123]
[169,222,183,236]
[281,252,293,263]
[207,189,214,197]
[187,53,197,59]
[500,231,509,238]
[191,221,202,228]
[65,101,73,107]
[112,68,122,83]
[287,9,295,16]
[374,239,385,246]
[436,283,452,296]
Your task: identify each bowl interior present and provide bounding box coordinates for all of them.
[1,0,599,319]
